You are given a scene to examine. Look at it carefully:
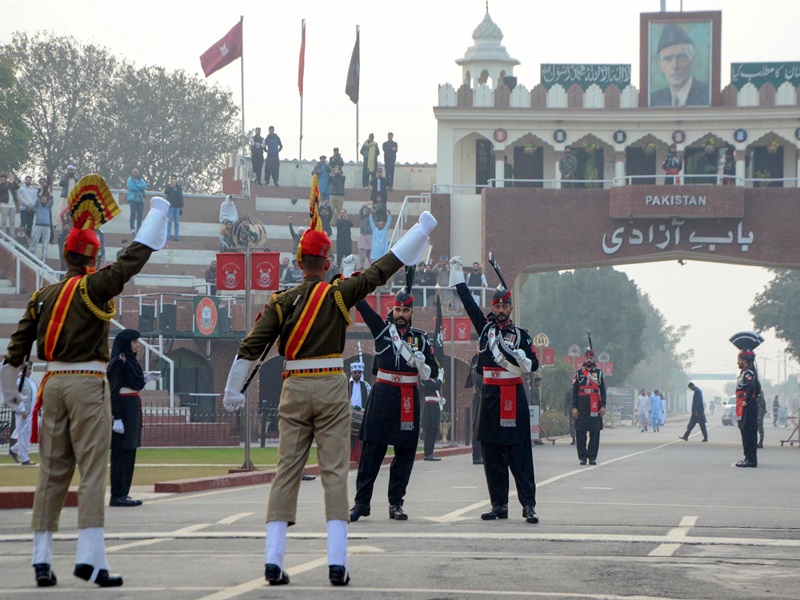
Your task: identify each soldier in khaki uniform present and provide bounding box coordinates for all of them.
[223,212,436,587]
[1,176,169,589]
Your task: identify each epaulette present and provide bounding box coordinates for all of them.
[330,278,351,324]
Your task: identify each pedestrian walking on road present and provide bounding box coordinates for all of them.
[680,383,708,442]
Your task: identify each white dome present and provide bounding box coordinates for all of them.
[456,11,519,69]
[472,12,503,41]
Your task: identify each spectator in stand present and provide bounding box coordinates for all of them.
[164,175,184,242]
[0,173,20,234]
[219,194,238,224]
[382,133,398,189]
[250,127,265,185]
[335,209,353,266]
[116,239,129,260]
[288,259,303,283]
[319,203,333,237]
[722,146,736,185]
[57,211,71,271]
[662,144,683,185]
[287,216,306,256]
[330,166,346,224]
[372,199,388,226]
[57,165,78,219]
[126,168,147,235]
[329,147,344,171]
[220,219,236,252]
[313,156,331,202]
[264,125,283,186]
[559,147,577,189]
[467,261,489,305]
[279,256,291,283]
[205,260,217,294]
[29,187,53,261]
[370,167,388,204]
[357,203,372,269]
[369,209,391,264]
[13,226,30,247]
[360,133,379,188]
[18,176,38,238]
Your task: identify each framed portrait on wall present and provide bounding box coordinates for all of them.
[640,11,721,108]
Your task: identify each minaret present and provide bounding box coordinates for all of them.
[455,6,520,89]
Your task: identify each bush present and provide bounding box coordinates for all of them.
[540,410,571,437]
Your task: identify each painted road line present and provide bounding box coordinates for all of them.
[217,512,254,525]
[649,515,698,557]
[106,523,210,553]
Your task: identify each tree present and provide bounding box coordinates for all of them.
[103,65,239,192]
[517,268,646,382]
[1,32,239,193]
[750,269,800,363]
[0,57,31,173]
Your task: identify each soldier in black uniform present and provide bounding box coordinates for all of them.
[465,354,484,464]
[419,375,443,461]
[350,282,439,521]
[449,257,540,524]
[735,348,761,467]
[571,349,607,465]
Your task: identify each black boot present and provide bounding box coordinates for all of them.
[389,504,408,520]
[329,565,350,586]
[33,563,57,587]
[74,564,123,587]
[349,504,370,522]
[522,505,539,524]
[480,503,508,520]
[264,563,290,585]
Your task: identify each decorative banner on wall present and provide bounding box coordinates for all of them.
[216,253,245,291]
[354,294,396,325]
[194,296,220,338]
[251,252,280,291]
[441,317,472,342]
[540,64,631,90]
[731,62,800,90]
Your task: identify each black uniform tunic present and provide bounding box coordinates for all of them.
[737,366,761,464]
[571,366,607,462]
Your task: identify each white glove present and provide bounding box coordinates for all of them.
[439,396,446,410]
[449,256,465,287]
[0,362,23,410]
[223,356,254,412]
[342,254,358,278]
[112,419,125,434]
[144,370,161,383]
[513,348,533,374]
[409,350,432,380]
[418,211,437,235]
[134,196,170,250]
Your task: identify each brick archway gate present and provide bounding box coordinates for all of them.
[431,186,800,292]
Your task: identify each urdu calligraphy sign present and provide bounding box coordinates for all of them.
[601,219,755,255]
[540,64,631,91]
[731,62,800,90]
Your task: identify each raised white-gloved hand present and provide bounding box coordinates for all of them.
[342,254,358,278]
[223,356,254,412]
[0,362,22,410]
[449,256,465,287]
[439,396,446,410]
[513,348,533,374]
[408,350,432,380]
[390,211,438,266]
[418,211,437,236]
[134,196,170,250]
[112,419,125,434]
[144,370,161,383]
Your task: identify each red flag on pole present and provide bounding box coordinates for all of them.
[200,20,243,78]
[298,19,306,96]
[345,27,360,104]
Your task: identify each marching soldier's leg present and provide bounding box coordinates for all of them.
[387,445,416,508]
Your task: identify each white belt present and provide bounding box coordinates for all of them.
[119,387,139,395]
[47,360,106,372]
[424,395,439,403]
[483,368,521,381]
[376,370,418,385]
[284,357,344,371]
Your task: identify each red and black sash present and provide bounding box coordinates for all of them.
[377,370,418,431]
[579,369,601,416]
[483,367,523,427]
[284,281,330,360]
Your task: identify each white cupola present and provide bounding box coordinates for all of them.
[455,8,519,89]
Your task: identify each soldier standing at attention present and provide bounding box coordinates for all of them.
[572,348,607,465]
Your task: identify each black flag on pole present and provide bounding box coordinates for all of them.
[345,27,360,104]
[434,288,445,366]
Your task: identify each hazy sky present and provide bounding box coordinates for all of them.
[3,0,799,384]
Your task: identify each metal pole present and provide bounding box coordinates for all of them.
[299,19,304,162]
[241,245,255,470]
[450,315,455,444]
[239,16,246,173]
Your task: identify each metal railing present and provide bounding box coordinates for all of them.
[0,230,176,406]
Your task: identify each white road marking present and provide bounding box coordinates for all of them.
[106,523,210,552]
[452,486,479,489]
[216,512,253,525]
[427,438,684,522]
[648,515,698,556]
[582,487,613,490]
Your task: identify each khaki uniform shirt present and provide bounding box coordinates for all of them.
[238,252,402,361]
[5,243,153,366]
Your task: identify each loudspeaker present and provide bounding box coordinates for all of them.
[160,304,177,332]
[218,310,230,334]
[138,314,155,333]
[503,76,517,91]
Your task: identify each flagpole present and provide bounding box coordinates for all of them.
[355,25,360,170]
[239,15,246,186]
[299,19,305,162]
